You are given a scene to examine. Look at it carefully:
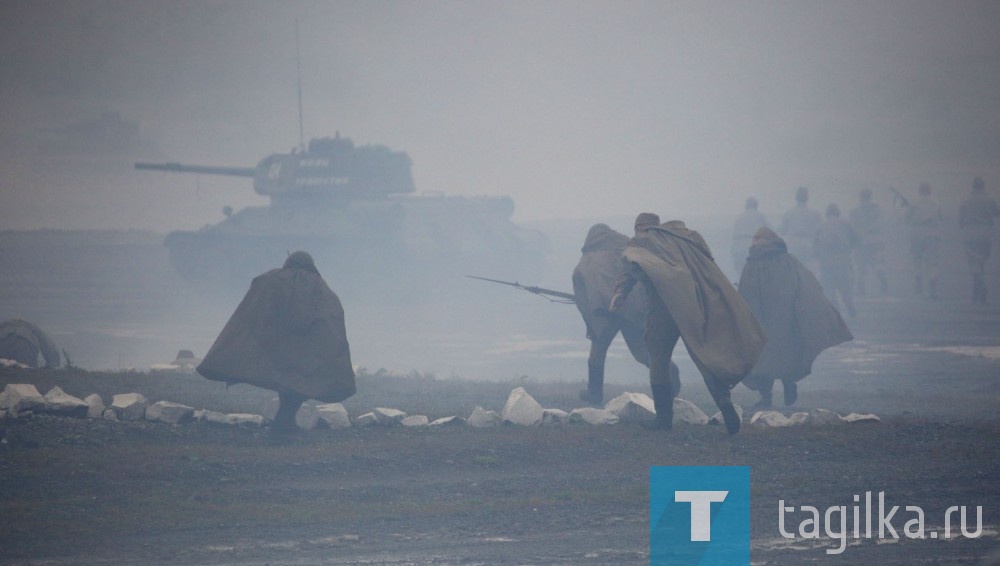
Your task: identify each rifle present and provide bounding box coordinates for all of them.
[889,187,910,208]
[466,275,576,303]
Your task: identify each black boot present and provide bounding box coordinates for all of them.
[719,401,741,435]
[644,384,674,430]
[751,380,773,411]
[783,380,798,406]
[579,361,605,406]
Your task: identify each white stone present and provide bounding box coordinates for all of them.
[111,393,149,421]
[84,394,104,419]
[42,386,89,417]
[194,409,230,425]
[295,404,320,431]
[102,408,118,421]
[788,412,810,425]
[262,397,280,421]
[541,408,569,425]
[569,407,619,425]
[373,407,407,425]
[226,413,265,428]
[808,408,845,425]
[500,387,544,426]
[604,392,656,422]
[0,358,29,369]
[466,406,501,428]
[429,416,465,426]
[402,415,429,427]
[315,403,351,429]
[750,410,794,428]
[354,412,378,427]
[673,398,710,425]
[145,401,195,425]
[0,384,45,417]
[708,405,745,426]
[841,413,881,424]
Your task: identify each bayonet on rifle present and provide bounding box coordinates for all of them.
[466,275,576,303]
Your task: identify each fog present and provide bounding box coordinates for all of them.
[2,1,998,232]
[1,1,998,379]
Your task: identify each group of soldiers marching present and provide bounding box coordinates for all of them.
[732,178,999,308]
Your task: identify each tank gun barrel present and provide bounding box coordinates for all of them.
[135,162,255,178]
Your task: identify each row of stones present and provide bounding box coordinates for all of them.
[0,384,879,431]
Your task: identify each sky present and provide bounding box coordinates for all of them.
[1,0,999,232]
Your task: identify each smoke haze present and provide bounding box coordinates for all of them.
[2,0,998,232]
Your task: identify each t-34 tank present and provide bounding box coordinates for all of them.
[135,134,547,304]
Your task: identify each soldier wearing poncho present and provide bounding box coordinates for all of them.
[197,251,356,431]
[610,214,766,434]
[0,318,61,368]
[573,224,679,406]
[738,227,853,408]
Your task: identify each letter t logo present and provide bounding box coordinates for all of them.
[675,491,729,541]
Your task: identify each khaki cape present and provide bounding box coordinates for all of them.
[197,259,356,403]
[622,221,766,386]
[737,234,852,390]
[572,224,646,340]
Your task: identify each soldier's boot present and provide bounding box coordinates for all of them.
[579,361,604,406]
[878,273,889,295]
[751,381,773,410]
[643,383,674,430]
[272,392,305,433]
[708,382,741,435]
[929,278,940,301]
[783,379,798,406]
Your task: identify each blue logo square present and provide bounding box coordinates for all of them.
[650,466,750,565]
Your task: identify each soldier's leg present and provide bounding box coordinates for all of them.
[702,372,741,435]
[273,391,307,432]
[839,263,857,318]
[645,297,681,430]
[621,321,681,395]
[580,325,618,406]
[911,238,924,295]
[782,378,798,406]
[748,376,774,410]
[926,237,941,300]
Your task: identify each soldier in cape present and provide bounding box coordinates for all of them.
[738,227,853,409]
[197,251,356,432]
[573,224,679,406]
[609,213,765,434]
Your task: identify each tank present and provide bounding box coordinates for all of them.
[135,133,547,304]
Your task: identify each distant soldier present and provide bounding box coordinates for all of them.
[780,186,822,270]
[849,189,890,296]
[572,224,679,406]
[903,183,944,299]
[814,204,860,318]
[731,196,770,275]
[198,251,356,432]
[959,177,999,304]
[0,318,61,368]
[610,213,765,434]
[738,227,853,409]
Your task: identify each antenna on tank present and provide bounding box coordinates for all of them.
[295,18,305,151]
